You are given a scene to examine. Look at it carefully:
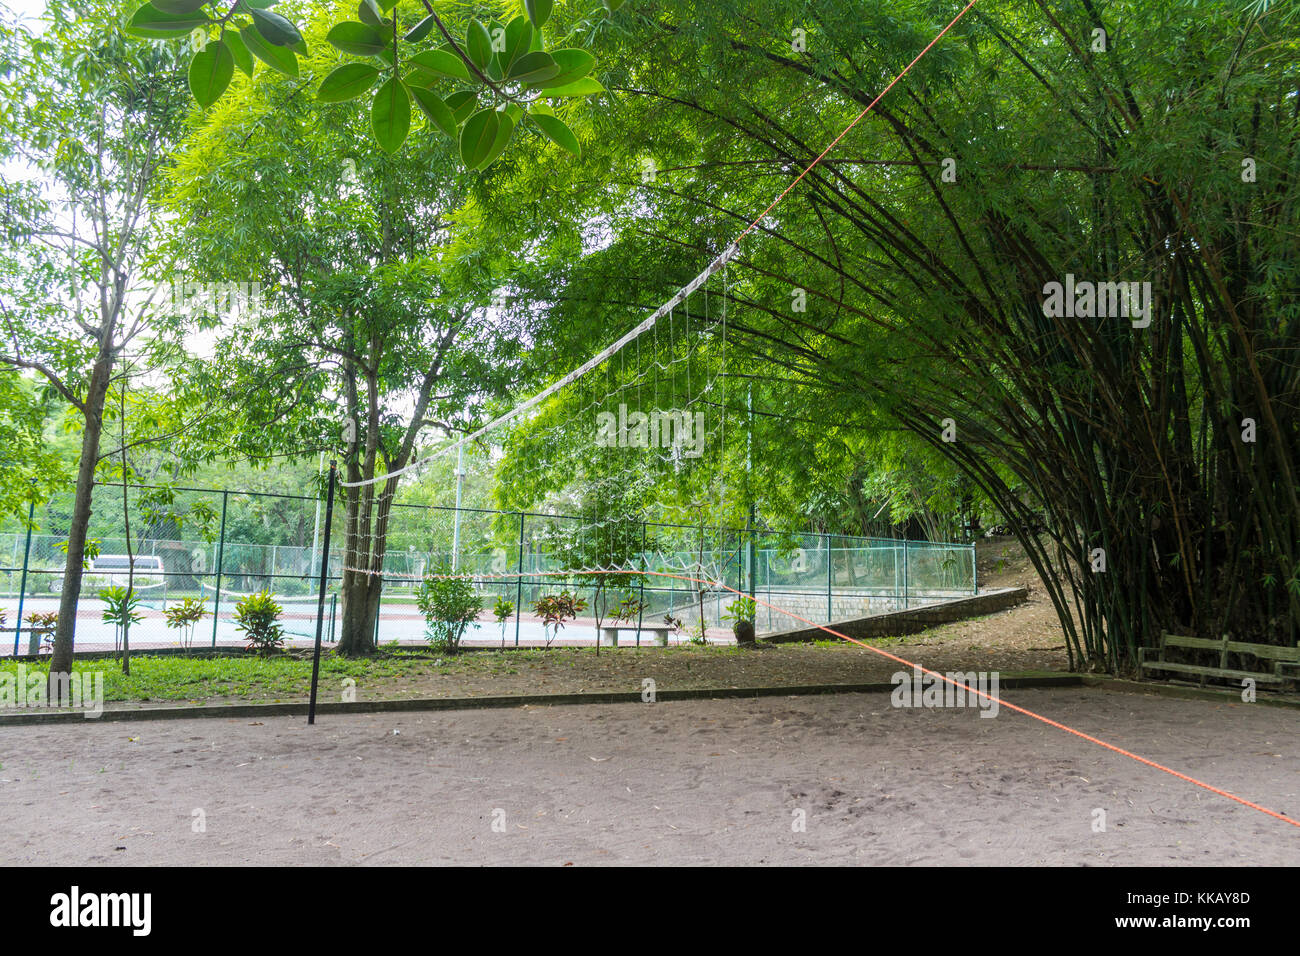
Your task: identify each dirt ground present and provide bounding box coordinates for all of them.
[1,686,1296,865]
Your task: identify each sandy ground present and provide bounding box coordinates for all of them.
[1,686,1296,865]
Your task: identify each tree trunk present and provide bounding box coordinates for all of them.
[337,571,381,656]
[47,353,113,697]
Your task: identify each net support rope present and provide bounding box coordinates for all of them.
[316,0,1300,836]
[340,242,739,489]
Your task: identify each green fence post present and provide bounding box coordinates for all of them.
[636,521,646,646]
[514,512,524,647]
[747,519,756,598]
[14,496,34,656]
[825,533,833,623]
[902,539,910,610]
[210,489,228,647]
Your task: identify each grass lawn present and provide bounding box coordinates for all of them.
[0,619,1071,709]
[0,649,510,704]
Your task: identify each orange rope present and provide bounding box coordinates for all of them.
[405,566,1300,831]
[735,0,983,243]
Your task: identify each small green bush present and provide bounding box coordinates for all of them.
[492,595,515,648]
[233,590,285,653]
[164,596,207,649]
[415,565,481,654]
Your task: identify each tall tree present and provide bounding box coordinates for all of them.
[162,2,586,654]
[0,0,190,686]
[490,0,1300,670]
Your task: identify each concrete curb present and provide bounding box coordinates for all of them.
[762,586,1030,644]
[0,673,1084,726]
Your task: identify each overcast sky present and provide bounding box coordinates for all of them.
[6,0,47,28]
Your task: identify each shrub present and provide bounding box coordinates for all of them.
[25,611,57,654]
[723,596,758,645]
[99,585,145,652]
[233,590,285,653]
[164,596,207,650]
[722,596,757,624]
[532,591,587,648]
[612,592,648,624]
[415,564,481,654]
[492,595,515,648]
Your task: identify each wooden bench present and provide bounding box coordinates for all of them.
[598,624,677,648]
[1139,633,1300,690]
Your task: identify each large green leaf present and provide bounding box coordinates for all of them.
[465,19,492,70]
[188,37,234,108]
[532,48,595,88]
[444,90,478,124]
[459,108,499,169]
[404,15,436,44]
[126,3,209,39]
[531,112,580,156]
[357,0,385,28]
[501,16,532,71]
[249,7,302,47]
[225,30,254,77]
[327,22,387,56]
[536,77,605,97]
[523,0,553,30]
[405,48,470,82]
[476,111,515,169]
[151,0,209,14]
[318,63,380,103]
[371,76,411,154]
[507,51,558,84]
[240,24,298,76]
[409,87,456,138]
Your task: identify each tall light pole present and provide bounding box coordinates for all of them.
[451,442,465,571]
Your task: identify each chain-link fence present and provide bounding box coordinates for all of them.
[0,482,976,654]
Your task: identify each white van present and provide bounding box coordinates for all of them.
[49,555,166,592]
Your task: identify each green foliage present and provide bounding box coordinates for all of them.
[232,589,285,653]
[611,592,647,624]
[532,591,587,648]
[127,0,612,157]
[57,538,102,570]
[25,611,58,653]
[492,595,515,624]
[415,565,481,653]
[722,596,756,625]
[163,596,207,648]
[491,594,514,647]
[99,585,146,630]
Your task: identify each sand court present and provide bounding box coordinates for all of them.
[0,687,1295,865]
